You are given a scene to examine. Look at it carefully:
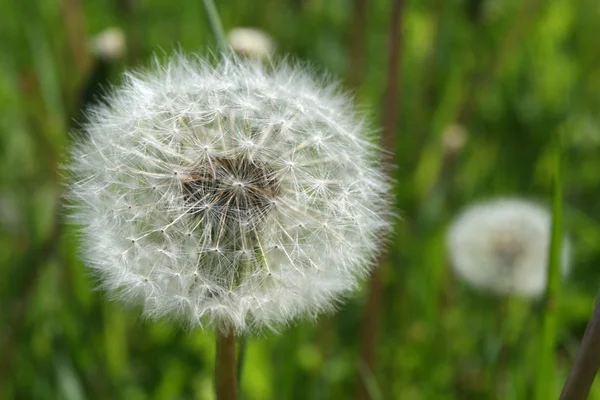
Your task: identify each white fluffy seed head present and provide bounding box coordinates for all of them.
[446,198,570,298]
[67,54,392,333]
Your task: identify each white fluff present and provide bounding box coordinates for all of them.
[67,54,391,333]
[227,28,274,60]
[447,198,570,298]
[91,27,126,60]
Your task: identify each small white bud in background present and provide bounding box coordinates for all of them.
[90,27,126,61]
[227,28,275,60]
[0,193,22,234]
[446,198,570,298]
[441,124,467,158]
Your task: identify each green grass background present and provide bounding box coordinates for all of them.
[1,0,600,398]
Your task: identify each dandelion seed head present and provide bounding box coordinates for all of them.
[446,198,570,298]
[90,27,126,61]
[227,28,275,60]
[441,124,467,157]
[67,54,391,333]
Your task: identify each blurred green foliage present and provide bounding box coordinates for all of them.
[1,0,600,399]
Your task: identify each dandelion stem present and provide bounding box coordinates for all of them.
[534,134,564,400]
[236,335,247,387]
[560,296,600,400]
[215,328,237,400]
[202,0,228,50]
[357,0,404,398]
[346,0,368,88]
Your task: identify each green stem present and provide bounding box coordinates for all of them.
[488,299,509,399]
[534,135,564,400]
[560,296,600,400]
[202,0,228,50]
[236,335,247,388]
[215,328,238,400]
[356,0,405,398]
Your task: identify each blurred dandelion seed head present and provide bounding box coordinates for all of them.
[446,198,570,298]
[441,124,467,157]
[227,28,275,60]
[90,27,126,61]
[67,54,391,333]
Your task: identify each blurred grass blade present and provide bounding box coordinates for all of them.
[359,361,382,400]
[55,355,85,400]
[202,0,228,50]
[26,23,67,156]
[534,134,564,400]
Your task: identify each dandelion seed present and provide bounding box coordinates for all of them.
[446,198,570,298]
[67,54,391,333]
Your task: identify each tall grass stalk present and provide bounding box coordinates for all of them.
[560,296,600,400]
[534,136,564,400]
[490,298,528,398]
